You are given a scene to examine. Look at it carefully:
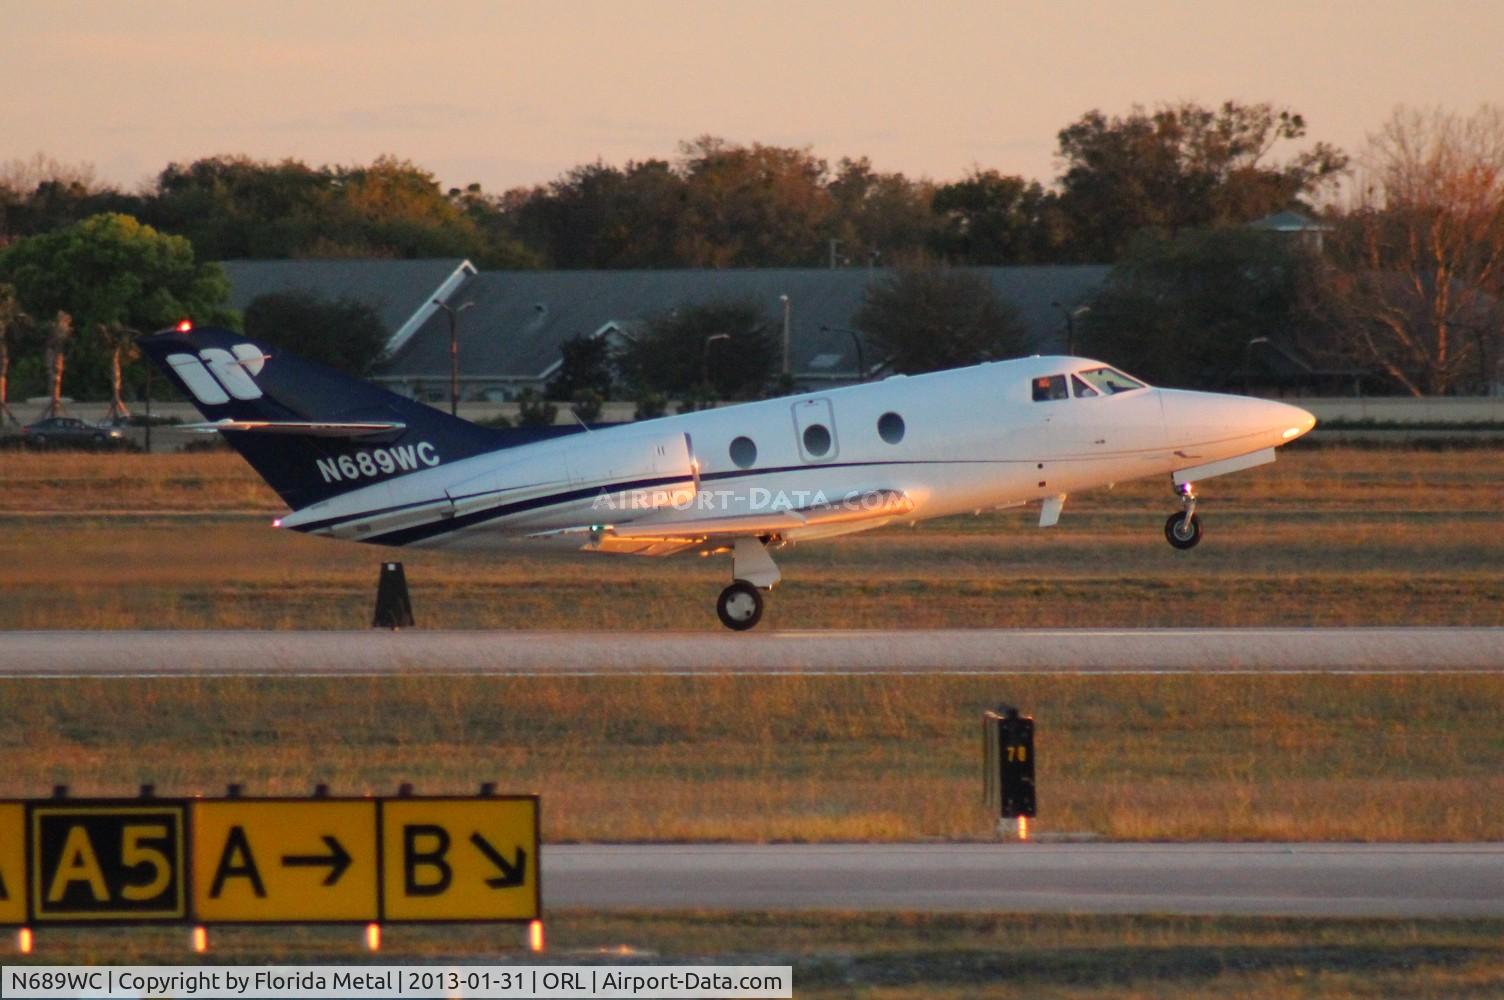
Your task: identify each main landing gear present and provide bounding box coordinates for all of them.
[715,537,781,631]
[1164,481,1202,550]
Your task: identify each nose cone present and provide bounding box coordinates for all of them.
[1274,400,1317,442]
[1159,390,1317,452]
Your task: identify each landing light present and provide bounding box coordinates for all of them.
[1282,427,1303,439]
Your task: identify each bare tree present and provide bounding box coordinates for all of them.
[1312,106,1504,395]
[41,311,73,419]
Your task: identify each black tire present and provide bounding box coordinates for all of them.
[716,580,764,631]
[1164,512,1203,550]
[31,435,46,447]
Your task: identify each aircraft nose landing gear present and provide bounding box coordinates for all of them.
[1165,482,1202,550]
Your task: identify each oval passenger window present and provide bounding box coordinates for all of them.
[802,423,832,457]
[729,436,757,468]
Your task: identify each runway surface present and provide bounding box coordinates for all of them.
[0,628,1501,677]
[543,843,1504,918]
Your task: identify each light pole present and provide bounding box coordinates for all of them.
[1051,301,1090,356]
[820,325,866,382]
[702,333,730,390]
[433,298,474,417]
[1243,336,1270,395]
[779,294,791,377]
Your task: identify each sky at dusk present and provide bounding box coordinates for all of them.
[4,0,1502,195]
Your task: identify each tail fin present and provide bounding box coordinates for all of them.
[139,326,508,510]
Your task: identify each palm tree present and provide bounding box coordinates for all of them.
[0,284,24,428]
[41,311,73,420]
[98,321,140,424]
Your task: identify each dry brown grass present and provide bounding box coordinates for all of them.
[2,674,1500,843]
[0,451,278,512]
[0,445,1501,629]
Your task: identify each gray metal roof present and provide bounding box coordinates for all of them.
[1249,210,1331,233]
[382,266,1110,380]
[220,259,471,335]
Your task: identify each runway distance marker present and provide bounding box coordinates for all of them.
[380,796,540,922]
[191,799,378,923]
[0,802,24,924]
[29,802,187,922]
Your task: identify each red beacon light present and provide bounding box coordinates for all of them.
[176,319,193,333]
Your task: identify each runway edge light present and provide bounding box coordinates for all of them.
[529,920,545,953]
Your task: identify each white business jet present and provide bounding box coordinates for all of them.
[141,326,1315,630]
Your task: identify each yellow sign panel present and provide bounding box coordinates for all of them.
[29,803,187,922]
[380,797,539,921]
[192,800,378,923]
[0,803,24,924]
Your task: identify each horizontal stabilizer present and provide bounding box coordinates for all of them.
[184,419,407,439]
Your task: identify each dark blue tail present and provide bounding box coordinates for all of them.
[139,326,518,510]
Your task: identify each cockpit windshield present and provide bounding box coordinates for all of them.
[1074,366,1145,395]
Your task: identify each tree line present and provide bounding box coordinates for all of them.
[1,101,1500,402]
[1,101,1342,269]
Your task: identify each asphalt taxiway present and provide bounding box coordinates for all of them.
[543,843,1504,918]
[0,628,1500,677]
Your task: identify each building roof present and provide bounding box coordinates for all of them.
[381,266,1111,381]
[220,258,474,338]
[1249,209,1332,233]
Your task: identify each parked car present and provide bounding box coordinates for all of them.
[21,417,127,447]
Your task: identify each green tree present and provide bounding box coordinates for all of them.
[242,291,388,376]
[0,213,234,400]
[1079,227,1307,388]
[827,157,937,266]
[545,333,616,400]
[142,155,519,263]
[509,159,687,268]
[854,263,1027,374]
[931,169,1067,264]
[622,300,777,399]
[142,155,332,259]
[675,137,833,266]
[0,154,141,243]
[1055,101,1347,261]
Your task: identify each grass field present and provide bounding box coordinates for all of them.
[0,445,1501,630]
[2,674,1500,843]
[2,449,1501,991]
[8,912,1504,998]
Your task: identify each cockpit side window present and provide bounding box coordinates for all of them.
[1071,375,1099,398]
[1032,374,1068,401]
[1076,366,1146,395]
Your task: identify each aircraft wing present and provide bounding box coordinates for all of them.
[532,488,915,556]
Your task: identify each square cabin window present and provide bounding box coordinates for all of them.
[1032,374,1068,401]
